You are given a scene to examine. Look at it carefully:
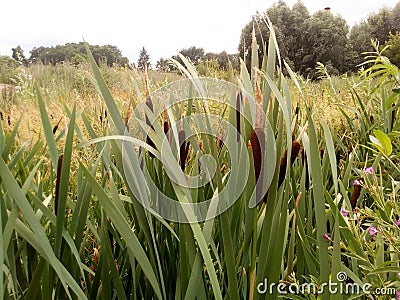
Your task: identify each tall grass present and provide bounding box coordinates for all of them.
[0,20,399,300]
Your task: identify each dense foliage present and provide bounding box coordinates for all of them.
[239,0,400,77]
[12,42,130,67]
[156,46,240,73]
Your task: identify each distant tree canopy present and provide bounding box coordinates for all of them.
[28,43,129,66]
[156,46,239,73]
[12,46,29,66]
[239,0,400,77]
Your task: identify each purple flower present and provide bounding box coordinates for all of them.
[369,226,380,236]
[364,167,374,174]
[322,233,331,241]
[397,290,400,300]
[341,208,348,217]
[396,217,400,226]
[353,179,361,186]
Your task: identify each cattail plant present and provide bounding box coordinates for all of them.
[350,178,362,210]
[236,91,242,142]
[178,128,189,171]
[52,118,62,134]
[391,103,396,130]
[277,123,307,188]
[54,154,64,215]
[144,67,156,158]
[278,139,301,188]
[249,80,266,204]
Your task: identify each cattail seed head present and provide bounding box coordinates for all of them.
[54,154,64,215]
[350,179,362,209]
[278,141,301,188]
[52,118,62,135]
[178,130,189,171]
[391,103,396,131]
[250,128,264,182]
[250,128,266,204]
[236,91,242,142]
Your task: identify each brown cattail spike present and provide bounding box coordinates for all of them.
[250,128,266,204]
[391,103,396,131]
[54,154,64,215]
[278,140,301,188]
[163,108,172,144]
[236,91,242,142]
[350,179,362,210]
[178,130,190,171]
[369,115,374,124]
[52,118,62,135]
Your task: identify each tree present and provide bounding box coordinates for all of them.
[238,1,351,77]
[137,46,151,71]
[172,46,205,65]
[238,1,311,74]
[156,58,172,72]
[12,46,28,66]
[289,1,310,71]
[27,43,129,66]
[0,55,20,84]
[303,10,349,76]
[348,21,374,69]
[385,32,400,67]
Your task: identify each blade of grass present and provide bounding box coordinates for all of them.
[303,110,330,299]
[0,157,87,299]
[81,164,163,299]
[54,105,75,258]
[36,86,59,168]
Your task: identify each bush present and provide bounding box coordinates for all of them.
[0,55,19,84]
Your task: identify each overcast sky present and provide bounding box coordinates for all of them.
[0,0,398,64]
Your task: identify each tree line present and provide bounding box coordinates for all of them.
[7,0,400,78]
[11,43,129,67]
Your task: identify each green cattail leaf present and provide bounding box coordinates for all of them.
[322,122,338,195]
[370,129,392,156]
[36,86,59,168]
[0,157,87,299]
[303,109,330,296]
[2,117,21,161]
[54,105,75,258]
[81,164,163,299]
[85,42,125,135]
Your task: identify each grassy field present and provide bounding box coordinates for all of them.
[0,29,399,299]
